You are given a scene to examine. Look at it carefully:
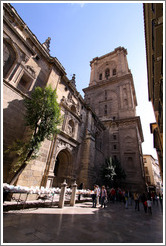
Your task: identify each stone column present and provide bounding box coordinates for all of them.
[70,181,77,206]
[58,179,67,208]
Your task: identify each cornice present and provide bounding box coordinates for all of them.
[59,130,80,146]
[90,46,127,66]
[84,105,106,131]
[103,116,144,142]
[83,73,133,92]
[3,3,66,76]
[3,79,29,99]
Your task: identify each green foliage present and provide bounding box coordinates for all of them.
[24,85,61,141]
[6,85,62,175]
[112,158,126,187]
[100,157,126,188]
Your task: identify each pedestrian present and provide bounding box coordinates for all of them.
[92,185,97,208]
[122,189,125,204]
[147,197,152,214]
[152,192,155,205]
[141,193,147,213]
[96,185,100,206]
[125,190,129,209]
[159,193,163,207]
[100,185,107,208]
[78,183,83,201]
[128,191,132,206]
[110,187,116,203]
[134,192,140,211]
[155,192,158,206]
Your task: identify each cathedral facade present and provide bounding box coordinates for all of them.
[3,3,146,192]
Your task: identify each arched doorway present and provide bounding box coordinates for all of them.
[52,149,73,187]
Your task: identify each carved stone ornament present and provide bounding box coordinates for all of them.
[56,139,73,152]
[25,65,35,76]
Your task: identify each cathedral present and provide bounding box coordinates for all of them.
[3,3,146,193]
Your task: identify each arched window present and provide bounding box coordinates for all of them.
[113,68,116,76]
[105,68,110,79]
[3,40,17,78]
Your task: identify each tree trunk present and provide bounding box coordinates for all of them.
[9,149,34,185]
[9,162,27,185]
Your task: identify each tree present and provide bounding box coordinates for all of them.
[100,157,126,188]
[112,158,126,188]
[6,86,62,185]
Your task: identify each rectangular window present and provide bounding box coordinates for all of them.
[104,105,107,115]
[145,167,149,175]
[113,145,117,150]
[105,90,107,100]
[146,176,151,184]
[17,72,33,93]
[113,134,116,140]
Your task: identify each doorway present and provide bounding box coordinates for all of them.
[52,149,73,187]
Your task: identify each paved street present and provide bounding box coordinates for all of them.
[3,200,163,244]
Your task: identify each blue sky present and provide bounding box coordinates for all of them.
[11,2,157,158]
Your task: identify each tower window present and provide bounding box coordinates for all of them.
[124,99,128,107]
[113,134,117,140]
[113,145,117,150]
[105,90,107,100]
[104,105,107,115]
[105,68,110,79]
[99,73,102,80]
[113,68,116,76]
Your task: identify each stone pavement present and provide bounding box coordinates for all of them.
[3,200,163,244]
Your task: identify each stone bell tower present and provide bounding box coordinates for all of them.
[83,47,146,192]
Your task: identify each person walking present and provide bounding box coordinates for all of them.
[147,198,152,214]
[128,191,132,206]
[96,185,100,206]
[100,185,107,208]
[141,193,147,213]
[78,183,83,201]
[92,185,98,208]
[159,193,163,207]
[134,192,140,211]
[110,187,116,203]
[125,190,129,209]
[155,192,158,206]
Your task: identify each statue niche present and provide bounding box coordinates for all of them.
[67,119,75,137]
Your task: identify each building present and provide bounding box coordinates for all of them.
[143,154,163,194]
[3,3,146,193]
[83,48,145,191]
[143,3,163,180]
